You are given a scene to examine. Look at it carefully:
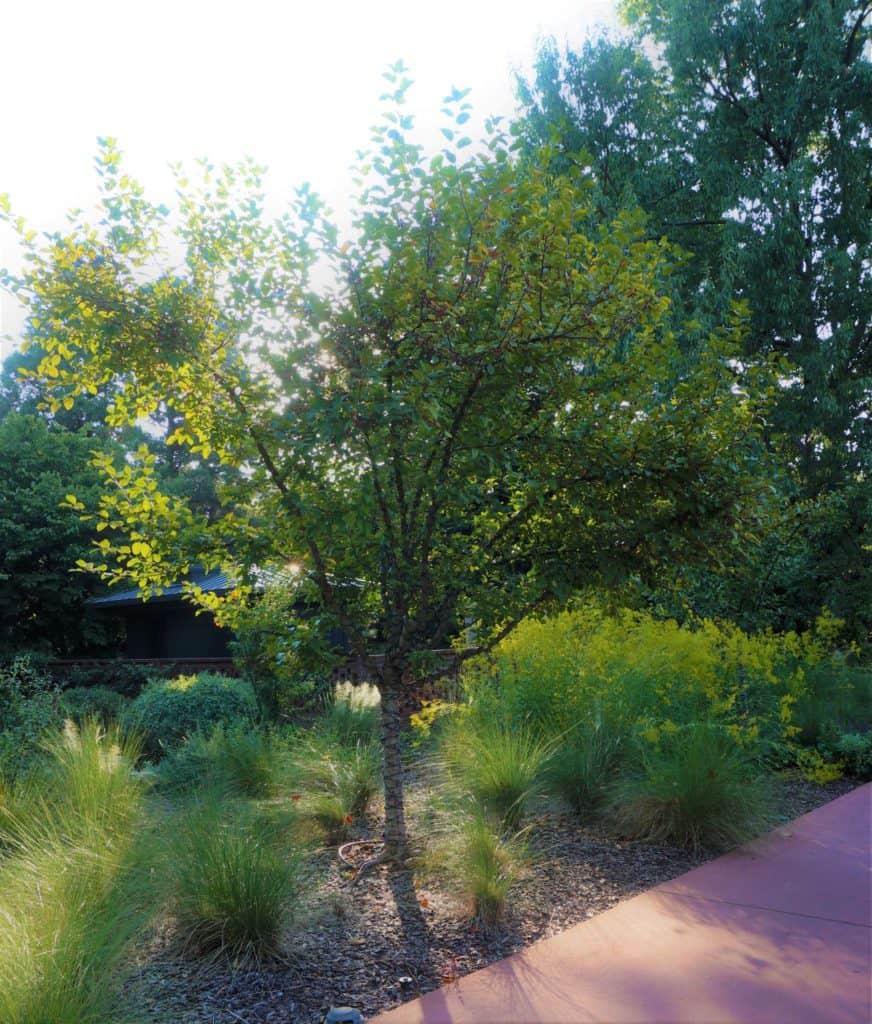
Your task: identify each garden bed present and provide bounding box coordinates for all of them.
[122,773,854,1024]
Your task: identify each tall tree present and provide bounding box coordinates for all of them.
[1,73,775,859]
[520,2,871,637]
[0,413,122,655]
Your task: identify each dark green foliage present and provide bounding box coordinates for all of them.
[60,686,130,726]
[833,733,872,781]
[59,661,171,697]
[0,414,121,657]
[229,579,342,719]
[519,2,872,638]
[122,672,258,758]
[155,725,283,797]
[0,654,63,781]
[168,798,307,962]
[609,722,774,851]
[793,659,872,747]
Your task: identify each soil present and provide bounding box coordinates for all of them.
[122,773,856,1023]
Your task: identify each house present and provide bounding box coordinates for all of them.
[88,566,233,660]
[88,565,356,662]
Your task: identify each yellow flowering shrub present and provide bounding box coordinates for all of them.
[408,698,467,744]
[464,607,866,781]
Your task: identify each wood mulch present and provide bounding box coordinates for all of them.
[121,774,855,1023]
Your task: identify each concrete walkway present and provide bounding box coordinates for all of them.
[373,784,871,1024]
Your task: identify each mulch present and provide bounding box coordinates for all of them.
[122,773,856,1023]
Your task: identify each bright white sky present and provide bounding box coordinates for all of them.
[1,0,618,357]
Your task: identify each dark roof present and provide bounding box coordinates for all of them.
[89,565,365,610]
[88,567,232,609]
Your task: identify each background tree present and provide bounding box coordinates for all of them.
[0,336,225,656]
[1,71,777,860]
[518,1,871,639]
[0,412,122,655]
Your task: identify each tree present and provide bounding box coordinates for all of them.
[0,345,225,655]
[0,413,121,655]
[519,2,871,637]
[1,71,776,860]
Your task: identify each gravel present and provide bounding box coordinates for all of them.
[121,773,856,1023]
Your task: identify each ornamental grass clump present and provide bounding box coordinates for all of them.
[37,720,144,839]
[545,721,626,816]
[428,810,527,930]
[156,724,284,798]
[0,721,154,1024]
[322,681,382,747]
[294,735,382,841]
[608,721,773,852]
[168,797,308,963]
[440,717,553,830]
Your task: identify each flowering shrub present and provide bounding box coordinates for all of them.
[464,607,866,780]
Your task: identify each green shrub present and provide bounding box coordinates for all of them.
[0,721,153,1024]
[545,722,626,815]
[834,733,872,780]
[156,725,283,797]
[440,717,553,830]
[122,672,258,758]
[168,798,307,962]
[793,660,872,748]
[229,580,343,719]
[59,661,169,697]
[608,722,773,852]
[321,681,381,746]
[0,655,63,782]
[60,686,130,726]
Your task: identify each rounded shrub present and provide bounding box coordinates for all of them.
[60,686,130,726]
[122,673,258,758]
[835,732,872,780]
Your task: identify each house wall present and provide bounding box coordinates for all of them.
[123,603,232,659]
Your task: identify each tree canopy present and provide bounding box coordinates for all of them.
[1,68,777,855]
[518,1,871,637]
[0,411,121,656]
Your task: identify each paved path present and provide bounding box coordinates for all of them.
[372,784,871,1024]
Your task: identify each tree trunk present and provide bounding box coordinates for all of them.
[379,670,409,863]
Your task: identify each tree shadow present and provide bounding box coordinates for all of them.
[386,866,440,992]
